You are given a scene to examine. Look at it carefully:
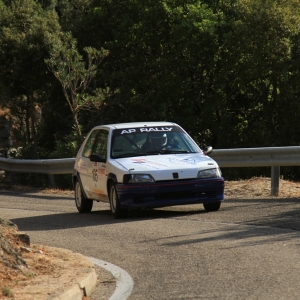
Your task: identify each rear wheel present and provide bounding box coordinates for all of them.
[109,183,127,218]
[74,180,93,213]
[203,201,221,212]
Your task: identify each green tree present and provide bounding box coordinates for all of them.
[2,0,300,167]
[0,0,61,157]
[45,31,109,140]
[212,0,300,148]
[62,0,224,140]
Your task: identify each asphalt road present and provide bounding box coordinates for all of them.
[1,192,300,300]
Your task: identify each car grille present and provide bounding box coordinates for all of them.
[201,191,217,198]
[132,190,217,204]
[156,191,194,199]
[156,190,217,200]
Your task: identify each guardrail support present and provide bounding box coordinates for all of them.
[10,172,17,186]
[48,175,56,189]
[271,166,280,196]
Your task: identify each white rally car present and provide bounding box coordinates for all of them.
[73,122,224,218]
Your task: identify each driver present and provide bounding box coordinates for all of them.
[142,132,180,152]
[149,132,168,150]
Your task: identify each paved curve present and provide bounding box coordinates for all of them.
[1,192,300,299]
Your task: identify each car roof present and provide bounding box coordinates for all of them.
[93,121,179,130]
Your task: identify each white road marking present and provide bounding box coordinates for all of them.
[88,257,134,300]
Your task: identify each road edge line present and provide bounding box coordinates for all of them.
[88,256,134,300]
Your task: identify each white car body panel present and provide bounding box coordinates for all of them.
[115,154,218,181]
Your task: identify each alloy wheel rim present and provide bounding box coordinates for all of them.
[111,186,117,212]
[75,183,82,207]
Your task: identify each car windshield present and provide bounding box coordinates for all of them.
[111,126,201,158]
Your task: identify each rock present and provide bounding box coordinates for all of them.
[0,218,28,269]
[0,218,18,230]
[15,232,30,246]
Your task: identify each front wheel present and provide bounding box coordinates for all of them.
[109,183,127,218]
[203,201,221,212]
[74,180,93,213]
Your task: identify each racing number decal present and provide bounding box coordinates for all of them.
[92,168,98,182]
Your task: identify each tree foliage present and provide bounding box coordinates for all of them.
[45,31,109,140]
[1,0,300,180]
[0,0,61,157]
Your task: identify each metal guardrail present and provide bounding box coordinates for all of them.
[210,146,300,196]
[0,157,75,174]
[0,157,75,189]
[210,146,300,167]
[1,146,300,196]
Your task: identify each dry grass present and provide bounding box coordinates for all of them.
[225,177,300,199]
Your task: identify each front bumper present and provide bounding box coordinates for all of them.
[116,178,224,209]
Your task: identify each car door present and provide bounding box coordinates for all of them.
[79,129,99,199]
[87,129,109,201]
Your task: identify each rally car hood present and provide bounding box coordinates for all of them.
[115,153,219,181]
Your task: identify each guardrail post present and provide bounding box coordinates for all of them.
[271,166,280,196]
[48,175,56,189]
[10,172,17,185]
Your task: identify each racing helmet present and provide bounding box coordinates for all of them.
[149,132,167,148]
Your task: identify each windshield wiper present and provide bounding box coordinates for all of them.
[144,150,164,155]
[165,150,189,154]
[115,150,193,158]
[145,149,190,155]
[114,153,145,158]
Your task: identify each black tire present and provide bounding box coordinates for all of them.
[109,182,127,218]
[74,180,93,213]
[203,201,221,212]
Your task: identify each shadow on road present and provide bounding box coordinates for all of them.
[4,191,300,248]
[8,206,206,233]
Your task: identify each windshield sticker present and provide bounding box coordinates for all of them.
[92,168,98,182]
[98,168,106,176]
[131,158,147,163]
[121,127,173,134]
[130,158,169,169]
[169,157,205,165]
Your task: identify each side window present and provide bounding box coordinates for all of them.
[93,130,109,159]
[82,130,99,158]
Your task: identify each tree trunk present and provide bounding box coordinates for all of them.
[29,95,38,159]
[25,97,31,145]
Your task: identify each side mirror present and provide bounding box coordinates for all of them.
[203,146,213,156]
[89,154,106,163]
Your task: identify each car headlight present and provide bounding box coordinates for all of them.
[197,168,222,179]
[123,174,155,183]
